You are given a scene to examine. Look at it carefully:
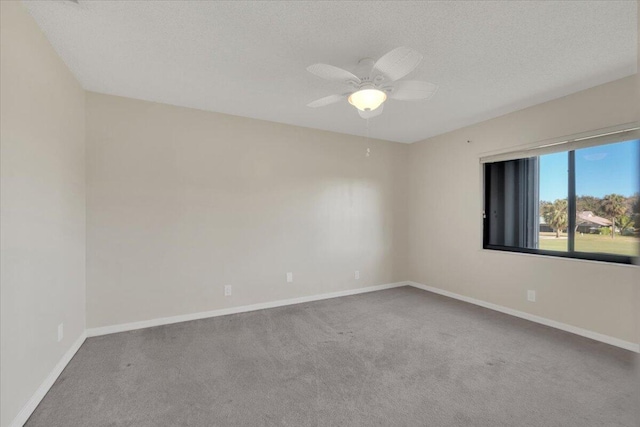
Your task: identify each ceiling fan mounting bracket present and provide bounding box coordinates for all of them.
[354,57,376,80]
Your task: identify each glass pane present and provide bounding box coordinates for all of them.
[575,139,640,257]
[538,152,569,252]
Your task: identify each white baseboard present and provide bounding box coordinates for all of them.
[87,282,407,337]
[10,331,87,427]
[88,281,640,353]
[407,281,640,353]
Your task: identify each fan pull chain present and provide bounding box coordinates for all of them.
[366,118,371,157]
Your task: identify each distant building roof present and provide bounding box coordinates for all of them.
[576,211,612,227]
[539,211,613,227]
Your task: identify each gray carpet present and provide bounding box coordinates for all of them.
[26,286,638,427]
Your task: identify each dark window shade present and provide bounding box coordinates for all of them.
[485,157,539,249]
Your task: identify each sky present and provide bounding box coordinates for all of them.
[539,139,640,202]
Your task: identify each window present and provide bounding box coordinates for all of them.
[483,128,639,264]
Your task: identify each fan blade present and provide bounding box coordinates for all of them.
[389,81,438,101]
[358,103,384,119]
[307,63,361,85]
[307,93,346,108]
[371,47,423,82]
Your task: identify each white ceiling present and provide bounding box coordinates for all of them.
[23,0,637,143]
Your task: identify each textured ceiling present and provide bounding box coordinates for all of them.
[23,0,637,143]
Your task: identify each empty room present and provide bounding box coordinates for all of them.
[1,1,639,426]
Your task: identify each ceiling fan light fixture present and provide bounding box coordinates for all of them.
[348,88,387,112]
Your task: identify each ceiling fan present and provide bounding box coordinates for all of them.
[306,47,437,119]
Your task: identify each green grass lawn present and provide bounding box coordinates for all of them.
[538,233,639,257]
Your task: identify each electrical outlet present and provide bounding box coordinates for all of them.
[224,285,232,296]
[527,290,536,302]
[286,272,293,283]
[355,270,360,279]
[57,323,64,342]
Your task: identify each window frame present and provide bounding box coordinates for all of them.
[483,141,637,265]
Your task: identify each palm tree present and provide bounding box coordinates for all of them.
[541,199,568,238]
[601,194,626,238]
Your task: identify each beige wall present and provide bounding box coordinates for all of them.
[0,2,86,427]
[408,76,639,344]
[86,92,409,328]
